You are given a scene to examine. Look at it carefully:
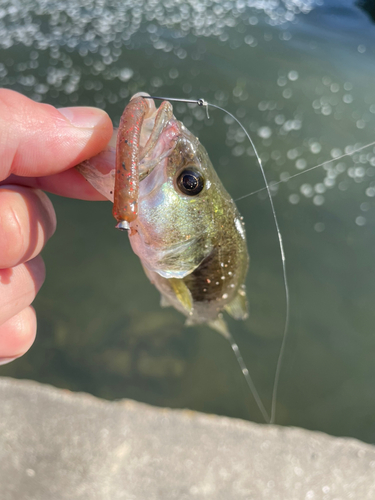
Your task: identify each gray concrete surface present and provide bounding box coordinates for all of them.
[0,377,374,499]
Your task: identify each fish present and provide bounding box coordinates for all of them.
[76,92,249,334]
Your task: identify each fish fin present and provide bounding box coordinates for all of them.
[168,278,193,315]
[224,286,249,320]
[76,150,116,203]
[160,294,171,308]
[184,316,194,326]
[208,314,230,339]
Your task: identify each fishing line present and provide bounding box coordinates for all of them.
[235,140,375,202]
[143,95,289,424]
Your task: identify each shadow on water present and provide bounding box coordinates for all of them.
[1,0,375,443]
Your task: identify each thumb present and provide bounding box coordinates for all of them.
[0,89,113,181]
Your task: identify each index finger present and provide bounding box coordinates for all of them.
[0,89,113,183]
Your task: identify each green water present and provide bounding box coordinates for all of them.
[1,0,375,443]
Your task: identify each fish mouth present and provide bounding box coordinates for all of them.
[130,93,181,181]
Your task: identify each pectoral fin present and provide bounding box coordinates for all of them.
[168,278,193,315]
[224,286,249,320]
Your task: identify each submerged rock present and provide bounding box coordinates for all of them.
[0,377,374,500]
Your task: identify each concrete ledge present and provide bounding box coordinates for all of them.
[1,377,374,499]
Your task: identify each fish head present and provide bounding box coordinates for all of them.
[129,96,236,280]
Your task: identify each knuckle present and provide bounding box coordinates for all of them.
[0,196,25,266]
[0,186,56,268]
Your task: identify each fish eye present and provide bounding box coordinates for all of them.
[177,169,204,196]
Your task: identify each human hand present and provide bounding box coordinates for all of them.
[0,89,113,365]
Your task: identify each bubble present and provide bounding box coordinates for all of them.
[355,166,365,177]
[287,149,299,160]
[313,195,324,206]
[336,162,346,173]
[330,148,342,159]
[356,119,366,129]
[366,187,375,197]
[232,145,245,157]
[321,105,332,116]
[119,68,134,82]
[244,35,254,45]
[275,114,285,125]
[151,76,163,87]
[330,83,339,93]
[343,94,353,104]
[277,76,287,87]
[282,88,292,99]
[301,184,313,197]
[347,167,356,178]
[314,222,325,232]
[289,194,300,204]
[312,99,321,110]
[355,216,366,226]
[257,126,272,139]
[280,172,291,182]
[296,158,307,170]
[175,48,187,59]
[288,70,299,81]
[358,45,366,53]
[280,31,291,41]
[291,119,302,130]
[310,142,322,154]
[314,183,326,194]
[34,83,49,94]
[169,68,179,79]
[360,202,370,211]
[324,178,336,188]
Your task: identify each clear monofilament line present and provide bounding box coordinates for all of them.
[235,140,375,202]
[142,95,289,424]
[207,103,289,425]
[225,329,270,423]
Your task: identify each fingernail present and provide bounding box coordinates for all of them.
[58,107,108,129]
[0,356,18,366]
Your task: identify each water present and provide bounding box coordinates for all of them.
[1,0,375,443]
